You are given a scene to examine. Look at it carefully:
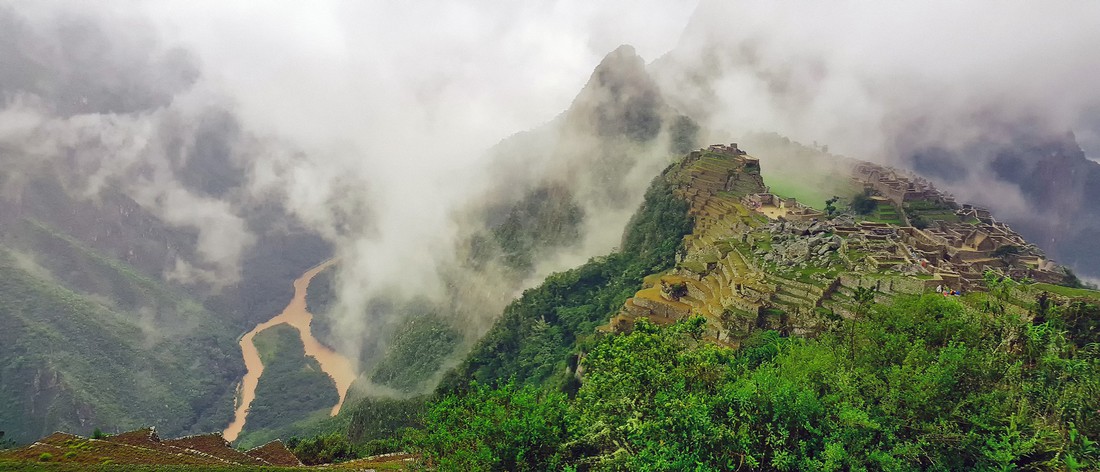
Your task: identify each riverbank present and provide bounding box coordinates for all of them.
[223,260,357,442]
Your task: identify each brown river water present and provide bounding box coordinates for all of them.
[222,259,357,442]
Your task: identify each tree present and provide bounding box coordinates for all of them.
[414,380,568,471]
[850,285,877,357]
[288,432,357,465]
[993,245,1021,265]
[852,285,876,318]
[824,196,840,216]
[982,270,1017,315]
[850,190,877,215]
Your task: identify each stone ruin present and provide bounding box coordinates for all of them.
[603,144,1073,347]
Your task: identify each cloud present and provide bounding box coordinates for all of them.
[2,1,699,377]
[7,0,1099,387]
[657,1,1100,158]
[654,0,1100,273]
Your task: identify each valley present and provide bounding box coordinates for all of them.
[1,4,1099,469]
[224,259,356,442]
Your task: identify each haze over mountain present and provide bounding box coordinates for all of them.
[2,0,1100,450]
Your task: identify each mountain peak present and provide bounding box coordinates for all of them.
[566,44,666,142]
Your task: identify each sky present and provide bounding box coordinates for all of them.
[4,0,1100,369]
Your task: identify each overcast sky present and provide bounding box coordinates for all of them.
[5,0,1100,353]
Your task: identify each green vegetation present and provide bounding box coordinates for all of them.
[853,197,906,225]
[747,133,860,210]
[345,396,426,449]
[414,381,568,471]
[439,172,693,392]
[417,292,1100,470]
[0,246,242,444]
[824,195,840,216]
[370,311,460,394]
[237,324,338,449]
[1034,282,1100,301]
[285,432,356,465]
[470,185,585,273]
[850,190,878,215]
[304,266,336,318]
[767,176,855,212]
[905,199,959,229]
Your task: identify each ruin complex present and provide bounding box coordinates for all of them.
[605,144,1072,345]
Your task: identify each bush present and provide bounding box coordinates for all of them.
[288,432,357,465]
[38,453,53,462]
[850,190,877,214]
[421,295,1100,470]
[414,380,568,471]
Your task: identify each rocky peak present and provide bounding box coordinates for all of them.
[565,44,667,142]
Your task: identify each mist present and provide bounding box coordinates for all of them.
[3,0,1099,398]
[652,0,1100,276]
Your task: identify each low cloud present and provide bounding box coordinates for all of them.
[5,1,1099,386]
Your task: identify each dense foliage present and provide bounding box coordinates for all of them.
[237,324,338,448]
[286,432,357,465]
[438,173,693,392]
[850,190,878,215]
[413,381,569,471]
[469,185,586,273]
[0,243,241,443]
[370,312,460,394]
[419,293,1100,470]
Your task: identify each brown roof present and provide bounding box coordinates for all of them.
[163,433,268,465]
[246,440,303,466]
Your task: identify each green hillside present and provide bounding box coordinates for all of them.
[235,324,339,449]
[0,243,243,443]
[270,147,1100,471]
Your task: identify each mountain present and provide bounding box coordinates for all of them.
[407,144,1099,470]
[900,126,1100,280]
[5,140,1098,469]
[0,7,333,443]
[303,44,702,398]
[643,1,1100,281]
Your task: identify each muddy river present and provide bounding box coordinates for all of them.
[223,259,356,442]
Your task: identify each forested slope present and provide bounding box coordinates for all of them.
[0,245,242,443]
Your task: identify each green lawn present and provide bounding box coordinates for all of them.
[763,173,860,211]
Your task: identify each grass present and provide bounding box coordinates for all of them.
[763,172,861,212]
[863,201,904,225]
[1032,283,1100,301]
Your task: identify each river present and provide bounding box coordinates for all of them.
[222,259,357,442]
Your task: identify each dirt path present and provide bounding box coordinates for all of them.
[222,259,356,442]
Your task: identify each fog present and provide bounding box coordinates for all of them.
[653,1,1100,275]
[3,1,1099,393]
